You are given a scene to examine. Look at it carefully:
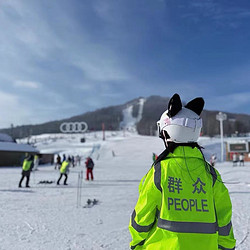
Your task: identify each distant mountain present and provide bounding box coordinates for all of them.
[1,96,250,139]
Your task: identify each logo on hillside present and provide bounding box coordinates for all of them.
[60,122,88,133]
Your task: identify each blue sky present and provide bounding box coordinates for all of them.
[0,0,250,128]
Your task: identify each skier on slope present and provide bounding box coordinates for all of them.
[85,156,94,181]
[129,94,236,250]
[57,157,71,185]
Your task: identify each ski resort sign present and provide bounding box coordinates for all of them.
[60,122,88,133]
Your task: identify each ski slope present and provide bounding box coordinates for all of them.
[120,98,145,132]
[0,131,250,250]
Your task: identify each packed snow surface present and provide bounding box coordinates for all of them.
[0,132,250,249]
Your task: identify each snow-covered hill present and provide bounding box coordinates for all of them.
[120,98,145,131]
[1,132,250,249]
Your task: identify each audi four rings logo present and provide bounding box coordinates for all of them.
[60,122,88,133]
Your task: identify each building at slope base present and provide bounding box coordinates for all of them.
[0,133,39,166]
[226,140,250,162]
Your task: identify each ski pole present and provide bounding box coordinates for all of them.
[77,173,80,208]
[79,171,83,207]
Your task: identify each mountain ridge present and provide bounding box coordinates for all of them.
[1,95,250,139]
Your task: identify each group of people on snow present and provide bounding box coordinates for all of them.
[54,154,82,170]
[55,154,94,184]
[18,153,95,188]
[232,152,245,166]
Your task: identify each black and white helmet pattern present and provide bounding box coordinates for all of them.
[157,94,204,143]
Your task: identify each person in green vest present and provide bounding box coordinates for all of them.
[129,94,236,250]
[18,154,34,188]
[57,157,71,185]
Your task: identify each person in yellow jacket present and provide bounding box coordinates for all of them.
[129,94,236,250]
[57,157,71,185]
[19,154,34,188]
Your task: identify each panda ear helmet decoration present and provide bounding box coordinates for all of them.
[157,93,205,143]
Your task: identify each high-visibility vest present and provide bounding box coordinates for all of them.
[129,146,236,250]
[60,161,69,174]
[22,159,32,171]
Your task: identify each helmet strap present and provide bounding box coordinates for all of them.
[162,131,170,149]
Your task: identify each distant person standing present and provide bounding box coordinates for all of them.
[71,155,75,167]
[239,153,244,166]
[33,154,39,171]
[232,153,238,167]
[76,155,81,166]
[63,154,66,161]
[210,153,217,167]
[19,155,34,188]
[57,157,71,185]
[55,154,61,170]
[85,156,94,181]
[152,153,158,163]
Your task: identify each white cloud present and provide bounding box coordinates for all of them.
[0,1,64,59]
[14,81,41,89]
[76,59,129,82]
[100,92,122,98]
[187,1,250,28]
[0,1,132,85]
[0,91,33,128]
[0,88,80,129]
[224,93,250,108]
[206,92,250,113]
[69,41,131,82]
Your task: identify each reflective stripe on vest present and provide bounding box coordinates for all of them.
[218,221,232,236]
[158,218,217,234]
[218,245,235,250]
[23,160,32,171]
[131,239,145,250]
[154,162,162,192]
[131,210,155,233]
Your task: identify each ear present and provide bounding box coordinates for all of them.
[185,97,204,116]
[167,93,182,117]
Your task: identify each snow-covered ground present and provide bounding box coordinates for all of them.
[0,131,250,249]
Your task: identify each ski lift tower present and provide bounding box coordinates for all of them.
[216,112,227,162]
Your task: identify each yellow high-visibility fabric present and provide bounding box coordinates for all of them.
[60,161,69,174]
[129,146,236,250]
[22,159,32,171]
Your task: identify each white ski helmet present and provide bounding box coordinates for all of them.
[157,94,204,143]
